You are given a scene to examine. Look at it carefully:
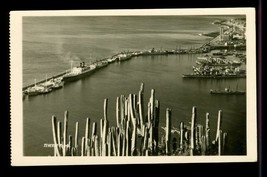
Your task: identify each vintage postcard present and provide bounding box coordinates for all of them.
[10,8,257,166]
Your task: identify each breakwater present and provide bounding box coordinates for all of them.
[51,83,227,156]
[22,46,209,94]
[23,42,246,96]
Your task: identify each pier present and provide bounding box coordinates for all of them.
[22,47,209,96]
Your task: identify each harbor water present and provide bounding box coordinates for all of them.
[23,16,246,156]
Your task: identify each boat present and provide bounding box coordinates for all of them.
[196,56,241,66]
[117,53,132,61]
[62,62,97,83]
[41,87,53,94]
[201,62,242,67]
[210,87,245,95]
[26,85,52,96]
[40,75,64,90]
[96,60,109,69]
[107,57,117,63]
[25,88,40,96]
[25,79,52,96]
[182,74,246,79]
[50,77,64,90]
[40,75,55,88]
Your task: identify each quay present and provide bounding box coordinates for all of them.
[22,46,210,97]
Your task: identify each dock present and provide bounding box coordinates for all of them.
[22,47,210,96]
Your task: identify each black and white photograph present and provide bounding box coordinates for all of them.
[10,9,257,165]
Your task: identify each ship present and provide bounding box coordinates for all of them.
[210,88,245,95]
[196,56,241,66]
[49,77,64,90]
[40,75,64,90]
[95,60,109,69]
[24,79,53,96]
[141,48,170,56]
[25,85,52,96]
[116,53,132,61]
[62,62,97,83]
[182,73,246,79]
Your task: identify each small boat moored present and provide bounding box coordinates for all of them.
[209,87,245,95]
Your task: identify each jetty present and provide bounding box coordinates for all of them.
[51,83,228,156]
[22,47,208,98]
